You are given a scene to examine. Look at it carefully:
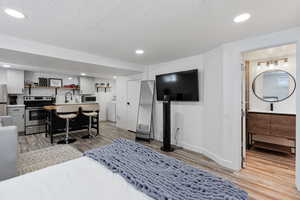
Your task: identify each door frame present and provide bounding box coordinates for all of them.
[241,60,250,168]
[126,79,141,132]
[239,41,298,186]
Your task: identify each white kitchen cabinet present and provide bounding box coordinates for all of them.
[80,77,95,94]
[7,106,25,133]
[6,70,24,94]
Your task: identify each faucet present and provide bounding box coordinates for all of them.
[65,91,73,103]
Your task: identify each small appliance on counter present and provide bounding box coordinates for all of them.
[24,96,55,135]
[82,95,97,103]
[0,84,8,116]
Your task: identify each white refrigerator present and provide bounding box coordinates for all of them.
[107,102,116,122]
[0,84,8,116]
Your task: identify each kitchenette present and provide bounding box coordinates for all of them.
[0,69,117,142]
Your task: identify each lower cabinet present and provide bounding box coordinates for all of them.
[7,106,25,133]
[247,112,295,154]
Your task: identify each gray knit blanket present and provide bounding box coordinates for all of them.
[84,139,248,200]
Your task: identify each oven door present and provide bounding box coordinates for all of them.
[25,107,47,126]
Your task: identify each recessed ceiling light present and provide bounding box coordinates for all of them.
[234,13,251,23]
[2,64,11,68]
[4,8,25,19]
[135,49,144,55]
[81,73,86,76]
[113,76,117,79]
[68,77,73,80]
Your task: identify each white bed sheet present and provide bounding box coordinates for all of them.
[0,157,153,200]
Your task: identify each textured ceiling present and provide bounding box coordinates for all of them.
[0,0,299,65]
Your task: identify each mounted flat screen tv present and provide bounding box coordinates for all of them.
[156,69,199,101]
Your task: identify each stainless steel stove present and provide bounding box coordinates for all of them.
[24,96,55,135]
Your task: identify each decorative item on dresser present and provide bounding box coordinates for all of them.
[247,112,295,154]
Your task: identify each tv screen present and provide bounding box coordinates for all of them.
[156,69,199,101]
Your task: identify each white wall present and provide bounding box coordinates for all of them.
[24,71,116,121]
[116,49,231,168]
[143,47,233,169]
[0,34,144,73]
[148,54,205,145]
[0,68,7,84]
[94,78,116,121]
[24,71,80,97]
[220,26,300,185]
[248,55,296,114]
[116,26,300,189]
[24,71,81,105]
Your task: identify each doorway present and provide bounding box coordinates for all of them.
[241,44,296,173]
[126,80,141,132]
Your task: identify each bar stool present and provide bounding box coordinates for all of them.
[56,105,79,144]
[81,104,99,139]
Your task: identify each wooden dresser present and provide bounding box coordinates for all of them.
[247,112,296,154]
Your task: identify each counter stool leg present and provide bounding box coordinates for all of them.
[66,119,69,143]
[82,115,95,139]
[58,118,77,144]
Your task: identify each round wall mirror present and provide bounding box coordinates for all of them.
[252,70,296,102]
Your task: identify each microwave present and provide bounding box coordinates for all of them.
[82,96,97,103]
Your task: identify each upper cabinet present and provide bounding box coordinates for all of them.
[6,69,24,94]
[79,76,95,94]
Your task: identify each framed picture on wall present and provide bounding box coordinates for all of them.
[49,78,63,87]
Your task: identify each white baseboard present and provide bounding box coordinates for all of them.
[179,142,235,170]
[149,133,235,170]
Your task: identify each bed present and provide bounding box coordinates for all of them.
[0,157,152,200]
[0,139,247,200]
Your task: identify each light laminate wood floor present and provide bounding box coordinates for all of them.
[18,122,299,200]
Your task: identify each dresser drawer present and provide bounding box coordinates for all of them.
[247,113,270,136]
[270,115,295,139]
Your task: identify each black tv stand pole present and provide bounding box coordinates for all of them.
[161,98,174,152]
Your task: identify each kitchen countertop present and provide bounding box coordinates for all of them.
[54,102,98,105]
[247,110,296,115]
[7,105,25,108]
[44,102,98,111]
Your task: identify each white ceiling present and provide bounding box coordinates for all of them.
[0,0,299,67]
[0,48,141,78]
